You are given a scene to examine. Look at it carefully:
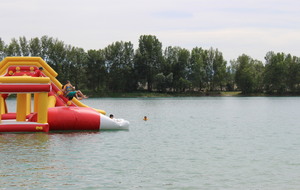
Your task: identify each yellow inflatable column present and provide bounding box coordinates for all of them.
[0,95,4,115]
[37,92,48,123]
[16,94,27,121]
[26,93,31,115]
[34,93,39,112]
[48,95,56,108]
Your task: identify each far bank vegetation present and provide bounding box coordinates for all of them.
[1,35,300,96]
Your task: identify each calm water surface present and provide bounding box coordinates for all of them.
[1,97,300,190]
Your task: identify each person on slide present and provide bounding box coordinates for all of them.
[63,80,88,100]
[32,67,44,77]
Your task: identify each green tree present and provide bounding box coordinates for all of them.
[163,46,178,91]
[40,36,54,62]
[264,52,287,94]
[175,48,190,91]
[189,47,205,91]
[235,54,264,94]
[225,61,238,91]
[48,38,67,78]
[65,46,87,90]
[252,60,264,92]
[163,46,190,92]
[104,41,135,92]
[284,54,300,93]
[154,73,166,92]
[135,35,163,91]
[202,48,226,91]
[86,49,107,93]
[19,36,30,56]
[178,77,192,92]
[202,49,213,90]
[5,38,21,56]
[0,38,6,61]
[29,37,42,56]
[165,73,173,91]
[212,49,227,91]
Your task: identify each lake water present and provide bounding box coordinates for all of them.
[1,97,300,190]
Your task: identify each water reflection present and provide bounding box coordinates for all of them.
[0,133,49,148]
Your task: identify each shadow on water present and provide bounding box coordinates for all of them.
[0,129,128,149]
[0,133,50,145]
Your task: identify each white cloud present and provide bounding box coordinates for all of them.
[1,0,300,61]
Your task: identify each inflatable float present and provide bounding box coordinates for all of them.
[0,57,129,133]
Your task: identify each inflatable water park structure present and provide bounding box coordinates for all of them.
[0,57,129,133]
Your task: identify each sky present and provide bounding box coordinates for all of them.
[1,0,300,62]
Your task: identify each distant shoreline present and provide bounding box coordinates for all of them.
[6,91,300,99]
[8,91,300,99]
[87,91,300,98]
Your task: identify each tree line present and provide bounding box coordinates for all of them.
[1,35,300,95]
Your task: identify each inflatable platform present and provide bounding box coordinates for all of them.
[0,57,129,133]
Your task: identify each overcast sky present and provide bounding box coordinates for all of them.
[1,0,300,62]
